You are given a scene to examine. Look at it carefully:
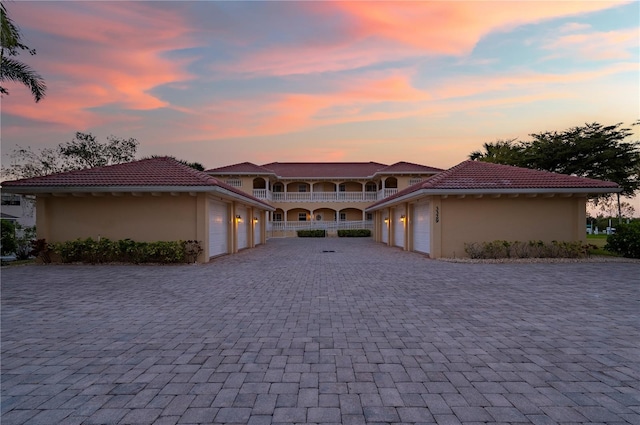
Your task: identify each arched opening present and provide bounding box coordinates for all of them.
[312,208,337,222]
[365,181,377,192]
[287,208,311,222]
[252,178,266,189]
[385,177,398,188]
[337,208,363,221]
[272,209,285,222]
[287,182,310,192]
[337,181,363,192]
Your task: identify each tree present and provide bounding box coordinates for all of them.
[2,132,139,179]
[1,3,47,102]
[145,155,205,171]
[469,139,523,165]
[1,220,17,256]
[469,122,640,199]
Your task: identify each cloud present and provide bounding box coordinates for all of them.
[543,27,639,61]
[430,62,639,100]
[213,1,628,77]
[3,2,196,129]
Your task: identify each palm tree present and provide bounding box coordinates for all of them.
[1,3,46,102]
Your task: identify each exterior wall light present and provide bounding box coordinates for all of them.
[236,215,242,222]
[253,217,258,223]
[384,217,389,224]
[400,215,406,222]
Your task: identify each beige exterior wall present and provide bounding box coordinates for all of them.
[35,192,271,263]
[36,194,201,244]
[313,182,337,192]
[436,195,587,258]
[286,208,310,222]
[337,181,363,191]
[372,194,587,259]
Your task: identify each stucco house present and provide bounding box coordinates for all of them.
[365,160,620,258]
[1,157,275,262]
[206,161,443,236]
[1,157,620,261]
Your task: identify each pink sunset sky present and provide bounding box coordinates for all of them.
[1,1,639,209]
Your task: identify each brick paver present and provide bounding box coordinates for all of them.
[2,238,639,424]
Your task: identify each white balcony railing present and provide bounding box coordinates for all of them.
[252,189,271,200]
[268,220,374,232]
[254,190,396,202]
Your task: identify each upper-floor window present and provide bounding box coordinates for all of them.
[298,212,307,221]
[225,179,242,187]
[1,194,20,206]
[409,178,423,186]
[365,183,377,192]
[273,212,283,222]
[339,212,347,221]
[366,213,373,221]
[298,184,307,192]
[339,184,346,192]
[273,183,284,193]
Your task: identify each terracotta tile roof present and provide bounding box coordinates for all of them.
[1,157,273,208]
[378,161,443,174]
[206,162,273,174]
[208,161,442,179]
[368,160,620,209]
[423,160,620,190]
[261,162,389,178]
[2,157,220,187]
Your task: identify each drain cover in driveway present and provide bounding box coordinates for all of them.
[322,250,335,253]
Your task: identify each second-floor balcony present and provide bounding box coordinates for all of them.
[252,188,398,202]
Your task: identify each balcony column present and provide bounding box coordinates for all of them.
[310,182,314,201]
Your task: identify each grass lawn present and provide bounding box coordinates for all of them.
[586,234,618,256]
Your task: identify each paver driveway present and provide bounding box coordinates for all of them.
[2,238,639,425]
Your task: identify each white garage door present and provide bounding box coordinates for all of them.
[393,205,405,248]
[209,200,228,257]
[412,201,430,254]
[381,217,389,244]
[236,205,249,250]
[254,214,262,245]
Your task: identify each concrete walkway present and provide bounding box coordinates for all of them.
[2,238,639,424]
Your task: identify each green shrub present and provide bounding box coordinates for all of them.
[1,219,17,255]
[337,229,371,237]
[14,225,36,260]
[605,222,640,258]
[297,229,326,237]
[30,239,52,263]
[47,238,203,264]
[464,239,594,259]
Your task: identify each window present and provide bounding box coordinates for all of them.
[339,212,347,221]
[339,184,346,192]
[366,213,373,221]
[298,184,307,192]
[273,213,283,222]
[225,179,242,187]
[273,183,284,193]
[298,212,307,221]
[365,183,377,192]
[409,178,423,185]
[1,194,20,206]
